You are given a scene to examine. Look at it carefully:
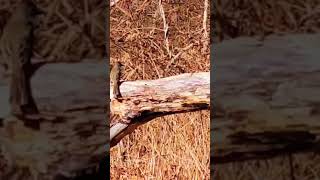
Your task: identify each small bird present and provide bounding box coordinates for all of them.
[0,0,42,116]
[110,62,122,99]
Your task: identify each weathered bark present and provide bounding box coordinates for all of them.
[0,62,107,180]
[110,72,210,147]
[213,33,320,163]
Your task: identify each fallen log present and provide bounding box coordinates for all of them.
[110,72,210,147]
[213,33,320,163]
[0,62,108,180]
[0,61,210,179]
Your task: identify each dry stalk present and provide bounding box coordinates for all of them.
[203,0,209,39]
[202,0,209,53]
[164,43,194,73]
[158,0,171,58]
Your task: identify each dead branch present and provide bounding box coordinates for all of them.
[213,33,320,163]
[110,72,210,147]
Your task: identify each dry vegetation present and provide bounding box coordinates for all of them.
[213,0,320,43]
[110,0,210,179]
[213,0,320,179]
[0,0,105,62]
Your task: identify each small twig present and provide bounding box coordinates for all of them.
[203,0,209,39]
[201,0,209,53]
[164,43,194,74]
[158,0,171,58]
[150,57,162,79]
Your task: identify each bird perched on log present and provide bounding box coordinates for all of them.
[0,0,43,116]
[110,61,123,99]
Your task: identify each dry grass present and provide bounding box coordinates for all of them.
[213,153,320,180]
[213,0,320,179]
[0,0,105,62]
[110,0,210,179]
[111,112,210,179]
[213,0,320,43]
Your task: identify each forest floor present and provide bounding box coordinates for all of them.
[110,0,210,179]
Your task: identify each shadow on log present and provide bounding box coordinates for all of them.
[213,33,320,164]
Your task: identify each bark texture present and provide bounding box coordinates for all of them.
[110,72,210,147]
[213,34,320,163]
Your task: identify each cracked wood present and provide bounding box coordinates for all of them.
[110,72,210,147]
